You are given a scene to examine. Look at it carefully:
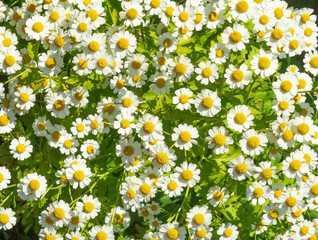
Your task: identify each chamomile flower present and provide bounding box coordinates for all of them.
[174,162,200,187]
[228,155,255,181]
[153,51,173,71]
[18,172,47,201]
[82,33,106,55]
[116,90,140,115]
[186,205,212,230]
[273,72,298,99]
[105,207,131,232]
[172,5,195,31]
[209,43,230,64]
[173,88,194,111]
[204,6,226,29]
[13,86,35,111]
[66,163,92,189]
[70,86,89,107]
[172,123,198,150]
[47,200,71,228]
[194,89,221,117]
[159,222,187,240]
[80,139,100,160]
[272,97,295,118]
[252,8,276,32]
[25,15,52,40]
[246,182,269,205]
[271,0,291,23]
[38,51,63,76]
[262,204,284,225]
[72,53,94,76]
[150,73,173,95]
[170,55,194,82]
[222,24,250,52]
[88,225,115,240]
[116,138,142,163]
[87,114,104,135]
[66,231,85,240]
[225,64,251,89]
[59,134,79,155]
[205,126,233,155]
[207,186,229,207]
[0,109,16,134]
[195,61,219,85]
[114,113,135,136]
[120,182,142,212]
[109,31,137,59]
[251,49,279,78]
[299,144,318,169]
[239,129,268,156]
[255,162,277,185]
[9,137,33,161]
[217,223,239,240]
[296,8,317,25]
[45,91,71,118]
[0,49,22,75]
[157,175,184,197]
[158,32,177,54]
[0,167,11,191]
[268,183,286,204]
[282,151,309,180]
[149,144,176,172]
[227,105,254,133]
[291,220,315,239]
[76,195,101,220]
[120,2,144,27]
[136,114,163,142]
[304,50,318,75]
[0,207,16,230]
[138,177,157,202]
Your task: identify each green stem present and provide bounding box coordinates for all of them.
[4,69,30,84]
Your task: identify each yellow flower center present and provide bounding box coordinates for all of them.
[140,183,151,195]
[0,214,9,224]
[27,3,37,12]
[304,154,311,164]
[151,0,160,8]
[126,189,135,199]
[311,184,318,196]
[71,216,80,225]
[116,80,124,89]
[165,7,174,17]
[181,170,193,181]
[75,92,83,101]
[52,131,61,142]
[122,98,132,108]
[300,226,309,235]
[282,129,293,142]
[86,9,98,21]
[297,79,306,89]
[60,174,68,183]
[259,15,269,25]
[253,187,264,198]
[75,124,84,132]
[19,93,29,103]
[279,122,288,132]
[247,136,260,148]
[32,22,44,33]
[179,131,191,143]
[53,208,65,220]
[29,179,40,191]
[13,12,22,22]
[289,160,301,171]
[196,228,206,238]
[232,69,244,82]
[50,12,60,23]
[258,31,265,38]
[223,229,233,237]
[258,57,270,69]
[158,57,167,65]
[298,123,309,135]
[0,115,9,126]
[209,12,218,22]
[235,163,247,174]
[4,55,15,67]
[63,140,73,149]
[83,202,94,213]
[86,145,94,154]
[45,216,54,225]
[213,191,223,201]
[280,80,292,92]
[129,158,139,166]
[179,12,189,22]
[229,31,242,43]
[269,209,278,219]
[73,170,85,182]
[202,68,212,78]
[156,153,168,164]
[132,75,141,82]
[156,78,166,88]
[77,22,87,32]
[261,168,272,179]
[194,13,203,24]
[114,213,124,223]
[123,146,134,156]
[301,14,310,23]
[143,122,155,133]
[174,63,186,75]
[274,8,284,19]
[0,173,3,183]
[126,8,138,20]
[289,40,299,50]
[271,29,283,40]
[167,181,178,191]
[279,100,289,110]
[236,1,249,13]
[216,49,224,57]
[310,57,318,68]
[292,209,303,218]
[163,38,172,47]
[179,94,189,104]
[131,60,142,70]
[202,97,214,109]
[88,41,99,52]
[166,228,179,239]
[121,119,130,129]
[304,28,313,37]
[96,231,107,240]
[78,59,88,69]
[45,235,56,240]
[213,134,226,146]
[45,57,57,69]
[2,38,12,47]
[274,189,282,198]
[16,144,26,153]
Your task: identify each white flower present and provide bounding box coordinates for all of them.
[282,151,309,180]
[0,49,22,75]
[25,15,52,40]
[80,139,100,160]
[174,162,200,188]
[76,195,101,220]
[228,155,254,181]
[47,200,71,228]
[195,61,219,85]
[109,31,137,59]
[207,186,229,207]
[186,205,212,230]
[227,105,254,133]
[224,64,251,89]
[13,86,35,110]
[116,138,142,163]
[0,109,16,134]
[159,222,187,240]
[209,43,230,64]
[222,23,250,52]
[149,144,176,172]
[157,175,184,198]
[250,49,278,78]
[0,207,16,230]
[170,55,194,82]
[120,2,144,27]
[217,223,239,240]
[254,161,277,185]
[17,172,47,201]
[88,225,115,240]
[136,114,163,142]
[65,163,92,189]
[9,137,33,161]
[194,89,221,117]
[205,126,233,155]
[246,182,269,205]
[239,129,268,156]
[172,123,199,150]
[45,91,71,119]
[172,88,194,111]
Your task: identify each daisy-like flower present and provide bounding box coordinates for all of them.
[217,223,239,240]
[39,227,63,240]
[239,129,268,156]
[0,109,16,134]
[0,207,16,230]
[138,177,157,202]
[45,91,71,119]
[292,116,315,143]
[262,204,284,225]
[186,205,212,230]
[296,72,312,94]
[0,49,22,75]
[80,139,100,160]
[224,64,251,89]
[136,114,163,142]
[110,75,127,94]
[105,207,131,232]
[76,195,101,220]
[87,114,104,135]
[222,23,250,52]
[153,51,173,71]
[254,161,277,185]
[159,222,187,240]
[120,182,142,212]
[109,31,137,59]
[70,118,90,138]
[209,43,230,64]
[157,32,177,54]
[296,8,317,25]
[38,50,64,76]
[268,183,286,204]
[228,155,254,181]
[282,151,309,180]
[25,15,52,40]
[13,86,35,111]
[88,225,115,240]
[246,182,269,205]
[116,90,140,115]
[204,5,226,30]
[116,138,142,163]
[149,144,176,172]
[172,88,194,111]
[120,2,144,27]
[227,105,254,133]
[70,86,89,107]
[265,22,292,48]
[172,5,195,31]
[229,0,255,22]
[47,200,71,228]
[252,8,276,33]
[149,73,173,95]
[9,137,33,161]
[17,172,47,201]
[113,113,135,136]
[272,97,295,118]
[0,167,11,191]
[66,163,92,189]
[170,55,194,82]
[72,53,94,76]
[59,134,79,155]
[291,220,315,239]
[172,123,198,150]
[195,61,219,85]
[205,126,233,155]
[250,49,279,78]
[304,50,318,75]
[272,72,298,99]
[194,89,221,117]
[46,124,67,148]
[207,186,229,207]
[157,175,184,198]
[174,162,200,187]
[299,144,318,169]
[66,231,85,240]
